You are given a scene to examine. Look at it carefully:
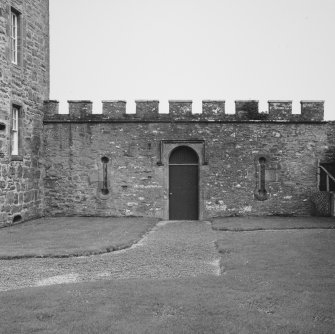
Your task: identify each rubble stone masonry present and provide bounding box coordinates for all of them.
[0,0,49,226]
[43,100,335,220]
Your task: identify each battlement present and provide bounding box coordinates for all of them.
[43,100,325,122]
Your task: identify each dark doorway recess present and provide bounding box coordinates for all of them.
[169,146,199,220]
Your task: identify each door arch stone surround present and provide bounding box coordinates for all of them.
[157,140,207,220]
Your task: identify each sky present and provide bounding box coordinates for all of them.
[50,0,335,119]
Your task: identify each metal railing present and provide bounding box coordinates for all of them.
[318,164,335,192]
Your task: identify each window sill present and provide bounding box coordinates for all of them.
[11,155,23,161]
[10,62,23,71]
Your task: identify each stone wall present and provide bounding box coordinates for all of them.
[43,100,334,219]
[0,2,332,223]
[0,0,49,226]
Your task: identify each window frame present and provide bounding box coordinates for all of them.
[10,104,22,159]
[10,7,21,66]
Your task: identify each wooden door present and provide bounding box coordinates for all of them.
[169,146,199,220]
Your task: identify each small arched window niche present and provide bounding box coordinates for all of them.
[254,156,268,201]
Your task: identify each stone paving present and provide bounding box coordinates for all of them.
[0,221,221,291]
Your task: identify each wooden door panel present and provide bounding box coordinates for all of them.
[169,165,199,220]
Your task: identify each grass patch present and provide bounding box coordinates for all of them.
[212,216,335,231]
[0,217,159,259]
[215,229,335,333]
[0,273,334,334]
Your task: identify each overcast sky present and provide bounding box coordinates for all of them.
[50,0,335,118]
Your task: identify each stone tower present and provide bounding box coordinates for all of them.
[0,0,50,225]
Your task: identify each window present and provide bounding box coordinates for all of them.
[11,106,20,156]
[10,9,20,65]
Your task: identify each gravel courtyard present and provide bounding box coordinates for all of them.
[0,219,221,291]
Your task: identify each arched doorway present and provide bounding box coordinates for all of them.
[169,146,199,220]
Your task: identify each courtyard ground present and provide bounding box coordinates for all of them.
[0,217,334,333]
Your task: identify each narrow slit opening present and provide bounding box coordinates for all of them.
[101,156,110,196]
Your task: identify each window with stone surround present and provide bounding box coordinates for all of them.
[10,8,21,65]
[11,105,21,156]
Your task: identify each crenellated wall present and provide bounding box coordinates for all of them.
[0,0,49,226]
[43,99,335,219]
[43,99,324,122]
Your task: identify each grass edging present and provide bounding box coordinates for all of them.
[211,216,335,232]
[212,226,335,232]
[0,242,137,260]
